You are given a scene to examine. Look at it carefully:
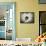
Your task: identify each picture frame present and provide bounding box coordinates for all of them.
[20,12,34,24]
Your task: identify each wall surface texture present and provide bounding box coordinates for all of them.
[0,0,46,40]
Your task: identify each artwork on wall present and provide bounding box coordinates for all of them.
[39,0,46,4]
[20,12,34,23]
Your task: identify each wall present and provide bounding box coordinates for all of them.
[0,0,45,40]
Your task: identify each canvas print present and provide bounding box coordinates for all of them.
[20,12,34,23]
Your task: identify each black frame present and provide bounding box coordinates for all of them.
[20,12,34,24]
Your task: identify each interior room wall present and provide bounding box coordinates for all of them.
[0,0,45,40]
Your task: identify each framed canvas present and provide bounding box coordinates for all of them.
[39,0,46,4]
[20,12,34,24]
[0,2,16,40]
